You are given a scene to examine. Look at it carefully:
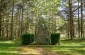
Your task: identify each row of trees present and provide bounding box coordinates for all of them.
[0,0,85,41]
[0,0,60,41]
[67,0,85,39]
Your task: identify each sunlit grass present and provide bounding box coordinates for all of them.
[46,39,85,55]
[0,39,85,55]
[0,41,14,43]
[0,41,20,55]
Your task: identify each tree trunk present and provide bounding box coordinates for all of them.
[80,0,83,38]
[6,19,9,39]
[78,0,80,38]
[69,0,74,39]
[10,0,14,40]
[21,0,24,35]
[0,16,2,39]
[0,0,3,39]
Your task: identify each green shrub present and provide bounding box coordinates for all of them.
[51,33,60,45]
[21,33,34,45]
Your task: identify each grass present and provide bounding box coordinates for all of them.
[0,39,85,55]
[0,40,20,55]
[46,39,85,55]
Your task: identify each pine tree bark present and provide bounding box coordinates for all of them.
[69,0,74,39]
[78,0,80,38]
[0,0,3,39]
[0,15,2,39]
[21,0,24,35]
[67,17,70,39]
[10,0,14,40]
[80,0,83,38]
[6,19,9,39]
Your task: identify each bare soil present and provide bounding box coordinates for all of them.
[17,46,61,55]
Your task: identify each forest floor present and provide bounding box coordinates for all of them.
[0,39,85,55]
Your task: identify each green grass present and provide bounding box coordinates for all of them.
[0,40,20,55]
[0,39,85,55]
[46,39,85,55]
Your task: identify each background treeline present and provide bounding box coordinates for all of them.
[0,0,85,40]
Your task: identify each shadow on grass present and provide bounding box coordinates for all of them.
[0,53,19,55]
[0,39,84,55]
[45,39,85,55]
[0,41,21,49]
[81,43,85,46]
[75,50,85,55]
[62,39,85,43]
[68,49,85,55]
[0,41,20,55]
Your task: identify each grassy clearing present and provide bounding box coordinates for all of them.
[0,39,85,55]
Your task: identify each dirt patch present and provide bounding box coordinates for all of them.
[17,46,60,55]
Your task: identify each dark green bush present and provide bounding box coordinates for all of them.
[51,33,60,45]
[21,33,34,45]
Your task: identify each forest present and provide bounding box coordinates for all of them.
[0,0,85,55]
